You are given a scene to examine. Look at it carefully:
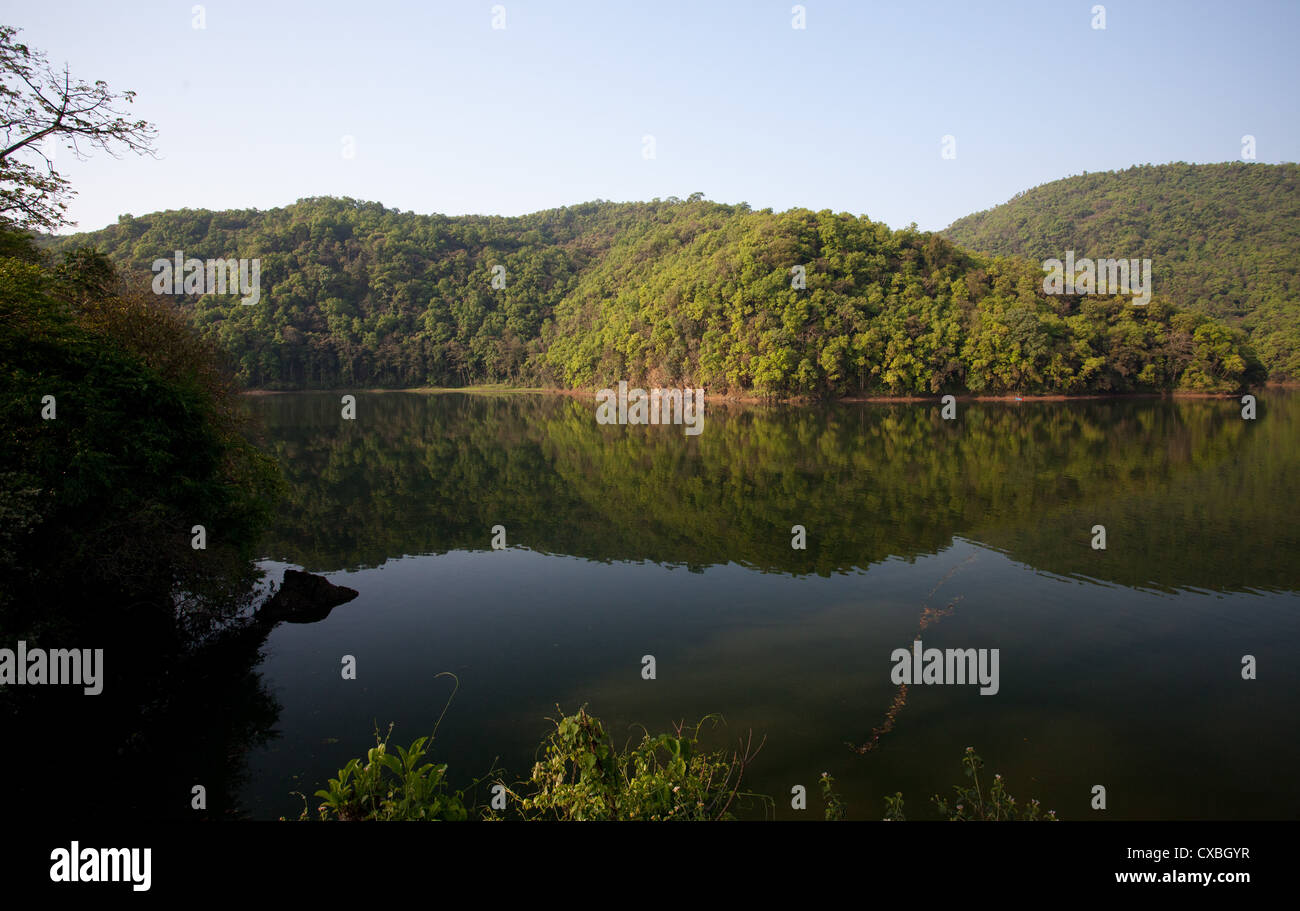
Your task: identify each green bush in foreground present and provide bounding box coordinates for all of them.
[511,707,767,821]
[305,724,468,821]
[302,710,1056,821]
[882,746,1058,821]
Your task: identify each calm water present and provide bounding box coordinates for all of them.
[236,391,1300,820]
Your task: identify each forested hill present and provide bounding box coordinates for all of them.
[45,194,1262,396]
[943,162,1300,380]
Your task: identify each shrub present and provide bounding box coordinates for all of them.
[883,747,1058,821]
[304,707,768,821]
[305,724,468,821]
[0,233,282,645]
[514,707,766,821]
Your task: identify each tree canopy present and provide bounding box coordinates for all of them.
[47,194,1263,396]
[0,24,156,231]
[943,162,1300,380]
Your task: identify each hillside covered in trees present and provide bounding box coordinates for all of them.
[943,162,1300,380]
[46,192,1266,396]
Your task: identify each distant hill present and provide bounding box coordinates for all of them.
[43,193,1261,396]
[943,162,1300,379]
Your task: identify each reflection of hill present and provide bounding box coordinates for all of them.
[249,392,1299,593]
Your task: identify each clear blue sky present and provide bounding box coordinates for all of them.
[8,0,1298,234]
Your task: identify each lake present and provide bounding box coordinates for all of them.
[234,390,1300,820]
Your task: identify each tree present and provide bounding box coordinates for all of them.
[0,24,156,231]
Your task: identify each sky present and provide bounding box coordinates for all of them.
[5,0,1299,234]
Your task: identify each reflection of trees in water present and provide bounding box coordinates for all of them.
[251,392,1300,593]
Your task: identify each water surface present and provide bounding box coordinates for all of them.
[238,391,1300,820]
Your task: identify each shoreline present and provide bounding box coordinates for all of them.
[241,383,1286,403]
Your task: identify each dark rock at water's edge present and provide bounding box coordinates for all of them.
[258,569,359,625]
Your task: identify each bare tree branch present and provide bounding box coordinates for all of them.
[0,24,157,231]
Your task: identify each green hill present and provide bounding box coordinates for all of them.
[44,193,1262,396]
[943,162,1300,379]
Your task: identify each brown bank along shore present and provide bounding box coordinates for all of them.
[241,383,1282,403]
